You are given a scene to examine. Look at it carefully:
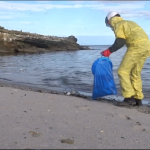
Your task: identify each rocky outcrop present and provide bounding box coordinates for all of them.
[0,26,90,53]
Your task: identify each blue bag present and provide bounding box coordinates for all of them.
[92,57,117,99]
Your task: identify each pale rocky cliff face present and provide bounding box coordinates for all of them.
[0,26,86,53]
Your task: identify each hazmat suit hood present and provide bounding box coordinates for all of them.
[109,17,124,30]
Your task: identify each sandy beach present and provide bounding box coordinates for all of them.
[0,85,150,149]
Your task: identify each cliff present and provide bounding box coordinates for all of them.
[0,26,90,53]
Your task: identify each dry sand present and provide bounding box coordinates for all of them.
[0,86,150,149]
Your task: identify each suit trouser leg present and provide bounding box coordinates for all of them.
[117,48,150,99]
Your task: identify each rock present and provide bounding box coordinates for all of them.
[29,131,40,137]
[64,91,67,94]
[70,89,79,95]
[60,138,74,144]
[0,26,90,53]
[67,35,77,43]
[51,91,58,94]
[143,128,146,131]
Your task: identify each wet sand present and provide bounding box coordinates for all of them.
[0,85,150,149]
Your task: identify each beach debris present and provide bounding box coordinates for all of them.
[100,130,104,133]
[51,91,58,94]
[125,115,132,120]
[29,131,40,137]
[136,122,141,125]
[64,89,80,96]
[60,138,74,144]
[66,92,71,96]
[143,128,146,131]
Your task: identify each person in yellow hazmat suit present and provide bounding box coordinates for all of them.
[101,11,150,106]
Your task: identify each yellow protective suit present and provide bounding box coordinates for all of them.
[110,16,150,99]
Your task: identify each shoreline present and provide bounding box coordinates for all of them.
[0,85,150,148]
[0,81,150,114]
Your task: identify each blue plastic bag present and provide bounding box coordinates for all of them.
[92,57,117,99]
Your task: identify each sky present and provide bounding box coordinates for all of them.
[0,1,150,45]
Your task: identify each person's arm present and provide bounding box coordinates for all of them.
[101,23,126,57]
[101,38,125,57]
[109,38,126,53]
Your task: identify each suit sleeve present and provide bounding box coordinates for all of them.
[109,38,126,53]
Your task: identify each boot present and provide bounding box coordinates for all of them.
[116,96,135,106]
[135,99,142,106]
